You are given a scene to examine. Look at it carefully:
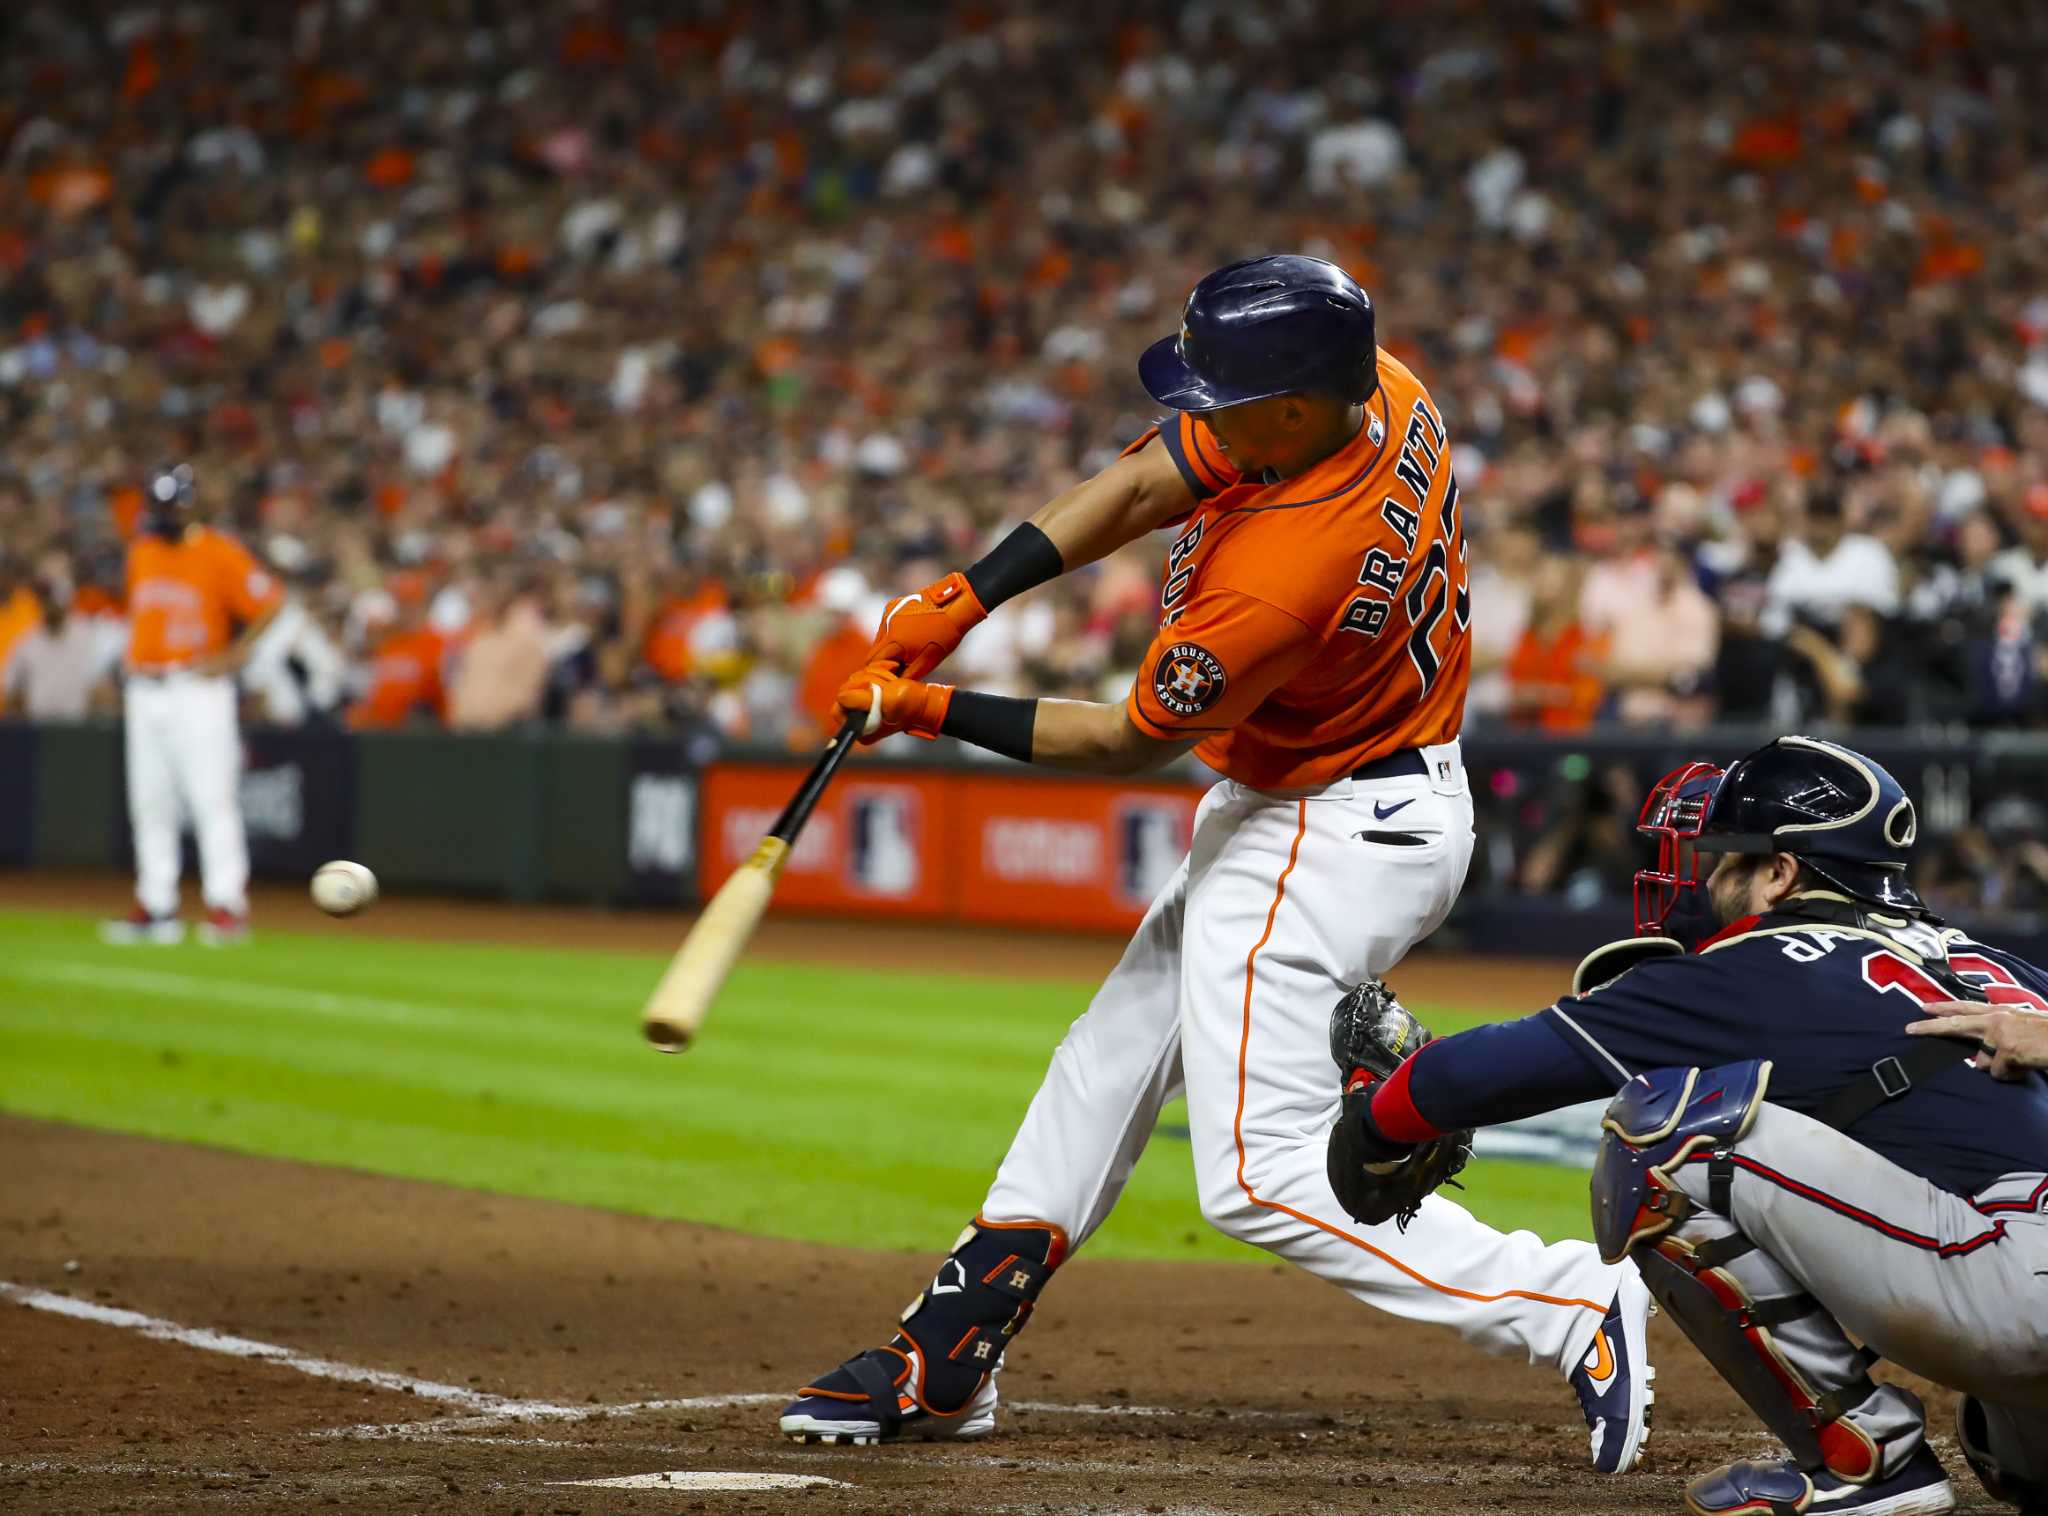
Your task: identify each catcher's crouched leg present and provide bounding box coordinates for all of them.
[1592,1063,1935,1511]
[779,1218,1065,1446]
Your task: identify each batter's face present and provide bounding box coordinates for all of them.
[1705,852,1803,925]
[1201,394,1359,478]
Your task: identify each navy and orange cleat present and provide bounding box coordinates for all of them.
[1569,1267,1655,1473]
[1685,1446,1954,1516]
[779,1344,999,1446]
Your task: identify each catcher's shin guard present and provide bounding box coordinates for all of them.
[1593,1061,1884,1481]
[1638,1239,1884,1479]
[797,1219,1064,1427]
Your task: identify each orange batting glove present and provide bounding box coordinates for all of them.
[835,662,955,744]
[867,572,987,679]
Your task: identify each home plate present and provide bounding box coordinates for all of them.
[559,1472,850,1492]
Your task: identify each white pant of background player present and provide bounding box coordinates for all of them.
[986,741,1625,1374]
[123,672,251,922]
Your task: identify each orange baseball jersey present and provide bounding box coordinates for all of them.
[125,527,284,670]
[1121,349,1470,790]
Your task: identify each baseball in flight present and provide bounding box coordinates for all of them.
[311,860,378,917]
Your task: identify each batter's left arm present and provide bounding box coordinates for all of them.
[836,588,1316,774]
[836,668,1193,774]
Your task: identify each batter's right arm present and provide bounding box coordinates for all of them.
[1024,434,1197,572]
[862,437,1195,679]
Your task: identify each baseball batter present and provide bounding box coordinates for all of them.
[778,256,1652,1471]
[1331,736,2048,1515]
[101,465,282,946]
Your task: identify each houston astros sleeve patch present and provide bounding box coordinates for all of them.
[1153,643,1227,717]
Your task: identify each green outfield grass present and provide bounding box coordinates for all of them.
[0,909,1594,1259]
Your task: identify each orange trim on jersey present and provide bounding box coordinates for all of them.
[1230,801,1608,1317]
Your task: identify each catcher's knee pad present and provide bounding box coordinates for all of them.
[804,1219,1065,1420]
[1590,1060,1771,1264]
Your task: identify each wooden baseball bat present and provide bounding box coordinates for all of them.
[640,719,862,1052]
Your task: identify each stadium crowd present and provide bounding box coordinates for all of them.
[3,0,2048,753]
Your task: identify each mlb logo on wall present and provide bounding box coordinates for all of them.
[1113,798,1194,907]
[845,787,920,896]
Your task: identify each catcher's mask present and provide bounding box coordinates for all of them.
[1633,735,1925,936]
[1632,760,1723,936]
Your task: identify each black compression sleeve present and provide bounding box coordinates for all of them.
[963,522,1064,611]
[940,691,1038,763]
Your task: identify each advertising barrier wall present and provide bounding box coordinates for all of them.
[8,719,2048,959]
[696,763,1198,931]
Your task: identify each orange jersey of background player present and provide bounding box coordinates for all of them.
[1121,350,1469,790]
[126,527,284,671]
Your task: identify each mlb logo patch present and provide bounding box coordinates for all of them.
[1367,414,1386,447]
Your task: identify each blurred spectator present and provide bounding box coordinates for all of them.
[1466,526,1538,724]
[1919,796,2048,924]
[793,567,879,747]
[2,565,114,718]
[1766,491,1900,630]
[1602,542,1719,728]
[1784,607,1885,727]
[347,574,447,729]
[1506,558,1607,733]
[1990,489,2048,618]
[641,568,736,688]
[0,562,40,678]
[0,0,2042,748]
[244,601,350,726]
[446,581,550,731]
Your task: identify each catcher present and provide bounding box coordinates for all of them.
[1328,737,2048,1516]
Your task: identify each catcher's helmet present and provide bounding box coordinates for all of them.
[1138,254,1378,413]
[1633,735,1923,935]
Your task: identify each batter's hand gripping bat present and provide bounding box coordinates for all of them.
[639,719,861,1051]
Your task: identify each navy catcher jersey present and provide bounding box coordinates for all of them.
[1542,913,2048,1195]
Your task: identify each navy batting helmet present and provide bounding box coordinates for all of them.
[1138,254,1378,413]
[1634,736,1924,934]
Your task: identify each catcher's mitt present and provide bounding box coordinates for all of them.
[1325,980,1475,1231]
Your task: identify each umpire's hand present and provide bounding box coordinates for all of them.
[1906,1001,2048,1081]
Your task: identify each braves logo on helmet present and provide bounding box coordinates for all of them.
[1154,643,1226,717]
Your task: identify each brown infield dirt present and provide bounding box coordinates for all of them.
[0,873,1996,1515]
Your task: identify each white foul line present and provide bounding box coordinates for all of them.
[4,1282,562,1416]
[4,1281,1187,1439]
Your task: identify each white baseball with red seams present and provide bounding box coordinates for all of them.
[311,860,379,917]
[982,743,1629,1371]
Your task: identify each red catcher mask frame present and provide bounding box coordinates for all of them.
[1633,760,1726,936]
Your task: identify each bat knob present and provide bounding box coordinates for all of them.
[644,1020,693,1053]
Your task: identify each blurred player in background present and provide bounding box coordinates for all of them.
[102,465,283,946]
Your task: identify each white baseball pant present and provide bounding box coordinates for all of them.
[984,742,1625,1374]
[123,673,250,917]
